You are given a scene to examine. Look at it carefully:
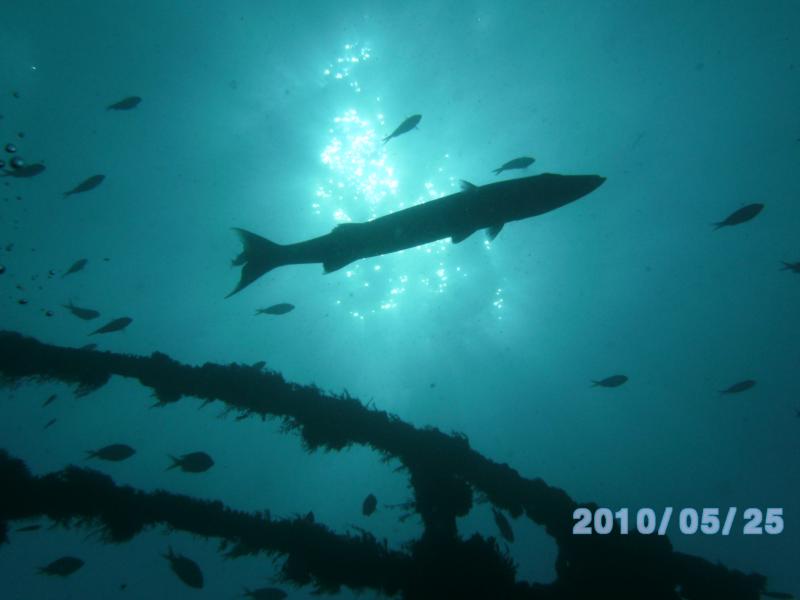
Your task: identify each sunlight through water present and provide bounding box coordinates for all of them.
[315,43,488,320]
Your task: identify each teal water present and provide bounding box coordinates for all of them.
[1,1,799,598]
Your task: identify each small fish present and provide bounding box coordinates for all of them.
[362,493,377,516]
[719,380,756,394]
[63,175,105,197]
[107,96,142,111]
[15,524,42,532]
[42,394,57,407]
[492,156,535,175]
[713,203,764,229]
[37,556,84,577]
[43,418,57,429]
[167,451,214,473]
[63,301,100,320]
[492,508,514,543]
[86,443,136,462]
[80,343,98,350]
[591,375,628,388]
[780,261,800,273]
[62,258,88,278]
[2,163,46,178]
[382,114,421,144]
[255,303,294,316]
[163,547,203,589]
[90,317,132,335]
[241,587,288,600]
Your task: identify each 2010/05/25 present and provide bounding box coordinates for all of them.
[572,507,784,536]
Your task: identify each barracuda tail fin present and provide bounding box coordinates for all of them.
[226,228,288,297]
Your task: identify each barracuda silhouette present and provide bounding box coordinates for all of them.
[227,172,605,297]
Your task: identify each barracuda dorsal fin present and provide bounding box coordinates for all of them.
[486,224,504,241]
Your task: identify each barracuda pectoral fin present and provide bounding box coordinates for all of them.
[451,228,477,244]
[323,256,355,273]
[486,223,504,241]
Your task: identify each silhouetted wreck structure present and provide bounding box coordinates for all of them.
[0,331,773,599]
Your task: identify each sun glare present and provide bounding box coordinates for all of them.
[316,43,476,319]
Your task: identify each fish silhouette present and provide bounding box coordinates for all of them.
[713,204,763,229]
[228,173,605,296]
[492,156,535,175]
[63,175,105,197]
[382,114,421,143]
[107,96,142,110]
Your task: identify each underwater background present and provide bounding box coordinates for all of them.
[1,1,799,598]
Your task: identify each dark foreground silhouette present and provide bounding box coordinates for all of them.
[0,330,784,599]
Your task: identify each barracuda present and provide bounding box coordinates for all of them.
[227,172,606,297]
